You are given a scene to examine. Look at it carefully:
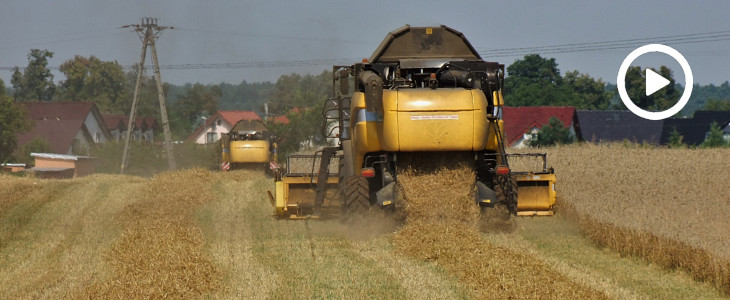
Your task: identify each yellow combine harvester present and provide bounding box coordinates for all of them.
[270,25,556,219]
[221,119,276,171]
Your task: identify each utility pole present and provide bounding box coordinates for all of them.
[120,17,176,174]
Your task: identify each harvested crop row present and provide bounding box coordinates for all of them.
[392,157,606,299]
[0,175,40,218]
[83,169,222,298]
[0,174,147,299]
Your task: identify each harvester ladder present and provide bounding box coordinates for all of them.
[313,147,339,216]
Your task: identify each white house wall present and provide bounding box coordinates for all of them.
[195,116,233,144]
[71,129,93,155]
[510,121,576,149]
[84,112,108,144]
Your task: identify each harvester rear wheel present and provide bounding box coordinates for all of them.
[342,175,370,222]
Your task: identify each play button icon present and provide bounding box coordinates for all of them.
[617,44,693,121]
[645,68,671,96]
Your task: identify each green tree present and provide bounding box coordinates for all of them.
[116,66,165,122]
[563,70,613,110]
[58,55,128,113]
[700,121,727,148]
[264,70,332,155]
[529,117,574,147]
[14,136,51,165]
[702,99,730,111]
[682,81,730,115]
[216,80,274,110]
[622,66,681,112]
[267,70,330,115]
[667,127,685,148]
[503,54,611,107]
[505,54,574,106]
[171,83,222,136]
[0,79,33,162]
[11,49,56,101]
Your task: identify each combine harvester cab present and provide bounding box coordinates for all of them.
[269,151,341,219]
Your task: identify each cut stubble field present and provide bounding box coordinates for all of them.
[0,144,727,299]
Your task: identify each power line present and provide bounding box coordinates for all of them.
[0,29,124,51]
[4,30,730,73]
[1,58,359,72]
[154,58,359,70]
[179,28,375,45]
[477,30,730,58]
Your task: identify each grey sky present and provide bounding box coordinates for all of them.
[2,0,729,87]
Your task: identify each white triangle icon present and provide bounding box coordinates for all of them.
[645,68,670,96]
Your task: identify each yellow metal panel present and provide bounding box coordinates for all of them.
[275,176,340,218]
[514,173,557,214]
[394,88,477,152]
[397,111,475,151]
[353,122,383,169]
[351,92,384,169]
[221,141,230,163]
[493,90,504,106]
[472,90,488,150]
[396,89,476,111]
[351,88,496,167]
[275,180,286,215]
[381,90,399,151]
[485,119,504,152]
[230,140,270,163]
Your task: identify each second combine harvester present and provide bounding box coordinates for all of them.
[271,25,556,220]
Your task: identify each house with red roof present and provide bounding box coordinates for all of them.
[189,110,292,144]
[502,106,577,148]
[102,114,158,143]
[17,102,112,155]
[102,114,126,141]
[189,110,262,144]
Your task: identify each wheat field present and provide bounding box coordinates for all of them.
[0,144,727,299]
[525,143,730,294]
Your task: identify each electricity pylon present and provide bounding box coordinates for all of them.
[120,17,176,174]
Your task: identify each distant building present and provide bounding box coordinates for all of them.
[103,114,127,141]
[18,102,111,155]
[503,106,577,148]
[102,114,158,143]
[660,111,730,146]
[575,110,664,144]
[30,152,95,178]
[189,110,289,144]
[1,163,26,173]
[190,111,262,144]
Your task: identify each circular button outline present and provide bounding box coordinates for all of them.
[617,44,693,121]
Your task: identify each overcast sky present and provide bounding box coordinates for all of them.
[2,0,730,87]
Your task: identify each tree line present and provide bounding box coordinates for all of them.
[4,49,730,163]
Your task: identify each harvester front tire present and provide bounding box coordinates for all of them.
[342,175,370,222]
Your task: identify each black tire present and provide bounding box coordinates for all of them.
[342,175,370,222]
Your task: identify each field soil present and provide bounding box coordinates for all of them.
[0,144,727,299]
